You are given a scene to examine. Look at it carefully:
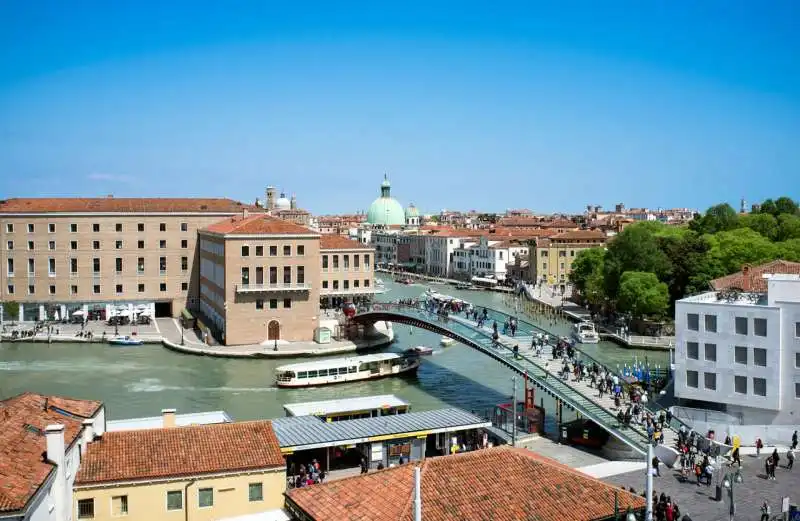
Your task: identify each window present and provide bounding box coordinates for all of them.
[754,318,767,337]
[48,258,56,276]
[47,223,55,233]
[248,483,263,502]
[115,258,123,273]
[180,257,188,271]
[160,282,167,292]
[71,240,78,250]
[111,495,128,516]
[6,240,12,250]
[297,245,305,256]
[686,370,698,388]
[269,245,277,256]
[92,223,100,232]
[159,223,166,232]
[6,258,13,276]
[255,245,263,256]
[283,266,291,284]
[256,299,264,309]
[49,285,55,295]
[332,255,339,269]
[137,223,144,232]
[354,255,360,268]
[93,240,100,250]
[70,285,77,295]
[7,284,13,295]
[753,377,767,397]
[241,267,250,285]
[333,280,339,290]
[27,223,34,233]
[138,240,145,249]
[70,223,78,233]
[796,322,800,337]
[559,250,566,257]
[137,257,145,274]
[753,348,767,367]
[93,285,101,294]
[181,222,188,232]
[735,317,748,335]
[242,245,250,257]
[734,346,748,365]
[138,283,145,293]
[365,254,371,266]
[28,258,34,275]
[159,240,166,249]
[283,298,291,308]
[734,375,747,394]
[269,267,277,284]
[28,284,34,295]
[159,257,167,273]
[166,490,183,511]
[180,239,187,249]
[364,279,370,287]
[703,372,716,390]
[48,240,55,250]
[344,280,349,290]
[687,313,699,331]
[115,223,123,232]
[77,498,94,519]
[686,342,698,360]
[704,314,717,333]
[115,240,123,249]
[181,282,188,291]
[354,279,360,288]
[344,255,350,269]
[93,258,100,274]
[322,280,328,289]
[283,245,291,256]
[796,382,800,399]
[322,255,328,270]
[269,299,277,309]
[704,343,716,362]
[27,240,34,251]
[5,223,12,233]
[297,266,305,284]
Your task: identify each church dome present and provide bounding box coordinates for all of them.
[275,192,291,211]
[366,175,405,226]
[405,203,420,218]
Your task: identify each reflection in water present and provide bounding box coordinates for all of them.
[0,275,668,426]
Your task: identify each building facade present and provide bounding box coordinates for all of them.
[319,235,375,307]
[531,230,607,289]
[0,198,260,321]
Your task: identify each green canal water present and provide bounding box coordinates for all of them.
[0,275,668,429]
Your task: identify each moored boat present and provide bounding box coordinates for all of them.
[455,282,475,290]
[571,322,600,344]
[440,336,456,347]
[406,345,434,356]
[107,335,144,346]
[275,353,421,388]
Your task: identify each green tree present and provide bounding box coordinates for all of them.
[706,228,778,274]
[774,196,799,216]
[617,271,669,319]
[658,231,720,306]
[1,301,19,323]
[584,269,607,310]
[738,213,778,241]
[569,247,606,294]
[690,203,739,234]
[758,198,777,216]
[777,214,800,241]
[777,239,800,262]
[602,223,672,299]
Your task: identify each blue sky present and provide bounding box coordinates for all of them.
[0,1,798,215]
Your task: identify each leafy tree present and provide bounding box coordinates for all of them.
[616,271,669,319]
[706,228,778,274]
[758,198,777,216]
[774,196,799,216]
[777,239,800,262]
[777,214,800,241]
[658,231,720,306]
[738,213,778,241]
[602,223,672,299]
[569,247,606,295]
[689,203,739,234]
[584,269,607,310]
[1,301,19,323]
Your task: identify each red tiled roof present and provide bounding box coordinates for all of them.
[75,420,284,485]
[543,219,581,229]
[0,393,102,513]
[286,446,645,521]
[550,230,607,241]
[710,259,800,293]
[320,235,372,250]
[0,198,255,214]
[204,214,316,235]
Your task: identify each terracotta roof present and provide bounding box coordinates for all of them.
[0,197,255,214]
[543,219,580,228]
[710,259,800,293]
[320,234,372,250]
[286,446,645,521]
[550,230,607,241]
[75,420,284,485]
[203,214,316,235]
[0,393,102,513]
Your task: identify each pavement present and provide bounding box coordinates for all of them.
[1,319,163,343]
[603,451,799,521]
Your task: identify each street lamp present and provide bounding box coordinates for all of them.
[721,469,743,520]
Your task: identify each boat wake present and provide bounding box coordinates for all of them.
[0,360,145,374]
[126,378,276,394]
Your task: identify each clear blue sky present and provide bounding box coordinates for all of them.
[0,1,798,215]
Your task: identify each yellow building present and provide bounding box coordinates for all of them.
[530,230,607,290]
[73,413,286,521]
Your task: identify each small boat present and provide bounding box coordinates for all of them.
[572,322,600,344]
[275,353,421,388]
[406,345,434,356]
[440,336,456,347]
[108,335,144,346]
[455,282,475,290]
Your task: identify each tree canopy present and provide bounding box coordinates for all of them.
[616,271,669,319]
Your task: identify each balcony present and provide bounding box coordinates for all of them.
[319,286,377,296]
[235,282,312,293]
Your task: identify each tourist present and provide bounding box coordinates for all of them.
[792,430,798,450]
[786,447,794,470]
[731,446,742,467]
[761,501,771,521]
[652,455,661,477]
[360,457,368,474]
[765,455,775,480]
[756,437,764,456]
[772,448,781,469]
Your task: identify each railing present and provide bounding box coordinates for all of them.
[320,287,377,295]
[235,283,311,292]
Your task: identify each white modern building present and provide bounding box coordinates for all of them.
[450,237,530,281]
[674,273,800,433]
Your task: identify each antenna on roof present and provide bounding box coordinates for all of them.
[44,397,48,411]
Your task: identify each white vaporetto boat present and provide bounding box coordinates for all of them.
[440,336,456,347]
[274,353,421,388]
[572,322,600,344]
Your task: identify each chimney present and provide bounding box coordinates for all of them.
[242,208,249,219]
[45,425,67,521]
[414,466,422,521]
[742,264,751,292]
[81,419,95,455]
[162,408,176,428]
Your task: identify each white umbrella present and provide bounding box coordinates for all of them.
[72,310,86,317]
[53,310,60,321]
[140,309,152,317]
[119,309,131,317]
[136,304,148,310]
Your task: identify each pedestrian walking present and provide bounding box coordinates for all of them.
[792,430,798,450]
[787,447,794,470]
[760,501,771,521]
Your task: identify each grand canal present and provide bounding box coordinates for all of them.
[0,275,668,431]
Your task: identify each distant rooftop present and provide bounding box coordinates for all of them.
[106,410,232,432]
[710,259,800,293]
[0,197,255,214]
[283,395,408,418]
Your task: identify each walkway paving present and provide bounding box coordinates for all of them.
[1,320,162,343]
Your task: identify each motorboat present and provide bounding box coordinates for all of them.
[455,282,475,290]
[107,335,144,346]
[406,345,434,356]
[571,322,600,344]
[440,336,456,347]
[274,353,421,388]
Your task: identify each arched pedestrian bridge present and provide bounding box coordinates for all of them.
[352,302,680,457]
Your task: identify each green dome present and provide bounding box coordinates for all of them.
[405,204,419,218]
[367,175,405,226]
